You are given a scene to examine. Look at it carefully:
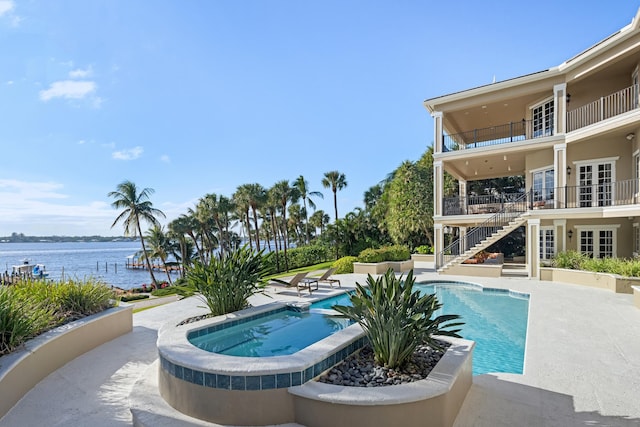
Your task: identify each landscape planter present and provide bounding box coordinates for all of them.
[540,268,639,294]
[441,263,503,278]
[411,254,434,263]
[353,260,414,275]
[289,337,474,427]
[0,305,133,418]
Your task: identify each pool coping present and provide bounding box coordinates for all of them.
[157,301,368,389]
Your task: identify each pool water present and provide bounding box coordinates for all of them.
[189,282,529,376]
[315,283,529,375]
[189,309,352,357]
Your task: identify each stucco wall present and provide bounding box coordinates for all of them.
[0,306,133,418]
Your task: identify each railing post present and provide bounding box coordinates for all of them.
[564,185,568,209]
[510,122,513,142]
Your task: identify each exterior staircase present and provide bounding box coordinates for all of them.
[436,192,529,273]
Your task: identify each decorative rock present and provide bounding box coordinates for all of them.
[317,341,450,388]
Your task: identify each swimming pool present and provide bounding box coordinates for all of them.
[189,308,353,356]
[188,281,529,375]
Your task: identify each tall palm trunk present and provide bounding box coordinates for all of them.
[136,216,158,287]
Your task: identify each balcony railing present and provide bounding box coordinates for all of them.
[442,178,640,216]
[437,193,529,268]
[442,117,553,152]
[440,84,640,152]
[567,84,639,132]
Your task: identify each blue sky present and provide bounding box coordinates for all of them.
[0,1,638,236]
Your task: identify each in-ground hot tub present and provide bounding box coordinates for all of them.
[156,300,474,427]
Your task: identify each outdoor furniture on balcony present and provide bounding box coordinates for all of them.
[442,179,640,215]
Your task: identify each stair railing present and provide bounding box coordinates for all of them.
[436,191,529,268]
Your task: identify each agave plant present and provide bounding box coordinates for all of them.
[179,245,269,316]
[333,269,463,369]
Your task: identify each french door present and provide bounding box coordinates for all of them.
[578,162,613,207]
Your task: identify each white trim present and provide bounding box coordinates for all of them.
[633,149,639,157]
[529,164,554,174]
[572,156,620,166]
[529,96,554,110]
[573,224,621,230]
[433,160,443,167]
[553,143,567,151]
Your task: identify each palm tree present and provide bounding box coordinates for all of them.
[109,180,165,287]
[232,187,253,250]
[322,171,347,222]
[237,183,266,251]
[271,180,300,270]
[310,209,330,236]
[145,225,175,285]
[293,175,323,244]
[168,216,190,277]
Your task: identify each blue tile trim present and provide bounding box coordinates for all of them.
[160,334,367,391]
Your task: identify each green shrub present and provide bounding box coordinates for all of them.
[357,245,411,263]
[552,250,590,269]
[261,244,331,274]
[0,286,53,356]
[357,248,385,263]
[178,246,269,316]
[120,294,150,302]
[151,287,180,297]
[52,278,115,321]
[333,269,463,369]
[386,245,411,261]
[414,245,433,254]
[333,256,358,273]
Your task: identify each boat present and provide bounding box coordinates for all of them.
[12,260,49,278]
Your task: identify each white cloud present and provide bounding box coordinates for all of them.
[69,67,93,79]
[6,80,13,85]
[39,80,96,101]
[0,0,14,16]
[160,154,170,163]
[112,146,143,160]
[0,179,68,200]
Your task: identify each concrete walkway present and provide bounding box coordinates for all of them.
[1,267,639,426]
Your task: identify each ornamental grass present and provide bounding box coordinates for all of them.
[0,277,115,356]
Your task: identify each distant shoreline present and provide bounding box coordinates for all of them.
[0,236,135,244]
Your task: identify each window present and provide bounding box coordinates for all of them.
[539,228,555,260]
[532,99,554,137]
[532,168,554,203]
[634,151,639,200]
[634,223,639,256]
[576,226,618,258]
[574,158,617,207]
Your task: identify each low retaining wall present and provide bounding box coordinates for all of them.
[353,260,414,275]
[289,337,474,427]
[634,286,640,309]
[0,305,133,418]
[156,302,472,427]
[540,268,639,294]
[411,254,434,263]
[441,264,503,278]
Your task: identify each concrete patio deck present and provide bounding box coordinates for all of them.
[1,265,639,426]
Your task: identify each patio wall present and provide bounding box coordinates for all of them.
[0,306,133,419]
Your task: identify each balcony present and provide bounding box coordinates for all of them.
[567,84,639,132]
[441,84,640,152]
[443,178,639,216]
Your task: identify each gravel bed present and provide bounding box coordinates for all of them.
[317,341,450,387]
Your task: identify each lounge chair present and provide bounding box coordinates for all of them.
[270,272,312,296]
[316,267,341,288]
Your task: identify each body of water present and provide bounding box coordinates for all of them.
[0,241,176,289]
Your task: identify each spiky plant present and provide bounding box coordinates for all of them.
[333,269,463,369]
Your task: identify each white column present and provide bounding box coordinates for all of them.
[554,83,567,135]
[459,226,467,254]
[554,143,567,208]
[434,223,444,269]
[432,111,443,154]
[434,160,443,217]
[527,219,541,279]
[459,179,467,214]
[554,219,567,254]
